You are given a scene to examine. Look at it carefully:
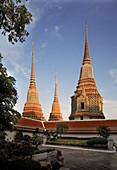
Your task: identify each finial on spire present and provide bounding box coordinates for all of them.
[32,40,34,58]
[86,21,88,41]
[55,71,57,85]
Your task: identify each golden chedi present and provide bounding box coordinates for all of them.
[69,23,105,120]
[49,74,63,121]
[23,42,46,121]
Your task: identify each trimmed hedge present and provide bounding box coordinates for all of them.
[47,139,88,147]
[57,136,92,140]
[87,137,107,146]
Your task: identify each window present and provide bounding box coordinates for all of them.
[81,116,83,120]
[81,102,84,109]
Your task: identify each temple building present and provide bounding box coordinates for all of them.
[69,23,105,120]
[23,42,46,121]
[12,24,117,144]
[48,74,63,121]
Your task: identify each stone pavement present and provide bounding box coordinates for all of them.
[41,145,117,170]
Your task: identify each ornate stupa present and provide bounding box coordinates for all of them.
[69,23,105,120]
[48,74,63,121]
[23,42,46,121]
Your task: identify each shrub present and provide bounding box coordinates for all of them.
[51,158,61,170]
[23,134,32,142]
[57,150,62,156]
[14,131,23,142]
[0,140,36,159]
[87,137,107,146]
[97,126,111,139]
[0,131,6,140]
[56,123,69,138]
[1,159,46,170]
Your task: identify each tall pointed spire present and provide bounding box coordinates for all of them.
[54,73,58,102]
[79,22,94,79]
[23,41,46,121]
[30,41,36,87]
[48,73,63,121]
[83,22,91,65]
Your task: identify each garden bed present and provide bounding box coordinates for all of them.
[46,137,108,150]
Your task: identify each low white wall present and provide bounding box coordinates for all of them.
[5,131,117,143]
[5,131,33,141]
[62,134,117,143]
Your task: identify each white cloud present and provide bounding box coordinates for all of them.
[0,34,30,79]
[41,42,47,48]
[44,28,48,32]
[7,69,14,77]
[6,60,30,79]
[61,99,70,120]
[21,65,30,79]
[109,69,117,84]
[55,25,60,32]
[29,7,45,28]
[53,25,63,38]
[26,0,76,31]
[27,0,63,28]
[104,99,117,119]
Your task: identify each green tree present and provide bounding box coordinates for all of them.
[56,123,68,138]
[0,0,32,44]
[32,128,41,148]
[0,131,6,140]
[97,126,111,139]
[23,134,32,142]
[14,131,23,142]
[0,54,21,131]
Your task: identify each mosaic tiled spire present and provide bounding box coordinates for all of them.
[30,41,36,87]
[69,23,105,120]
[23,42,46,121]
[49,73,63,121]
[83,22,91,65]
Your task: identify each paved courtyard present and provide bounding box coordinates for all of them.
[41,145,117,170]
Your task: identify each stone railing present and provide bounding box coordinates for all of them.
[32,150,65,168]
[32,150,57,162]
[113,142,117,151]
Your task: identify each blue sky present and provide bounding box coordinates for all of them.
[0,0,117,120]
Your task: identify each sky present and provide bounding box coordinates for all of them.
[0,0,117,120]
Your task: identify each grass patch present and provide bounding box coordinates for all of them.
[47,138,88,147]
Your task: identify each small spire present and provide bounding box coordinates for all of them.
[30,41,36,86]
[83,22,91,65]
[54,72,58,101]
[49,72,63,121]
